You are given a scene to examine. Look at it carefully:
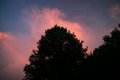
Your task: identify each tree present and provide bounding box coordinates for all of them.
[23,25,87,80]
[82,24,120,79]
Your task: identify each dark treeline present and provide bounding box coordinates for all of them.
[82,25,120,79]
[23,24,120,80]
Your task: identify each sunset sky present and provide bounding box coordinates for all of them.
[0,0,120,80]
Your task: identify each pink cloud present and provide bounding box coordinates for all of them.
[26,8,88,41]
[0,32,13,40]
[0,32,29,80]
[0,31,38,80]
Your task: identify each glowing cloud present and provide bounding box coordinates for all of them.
[0,32,12,40]
[0,32,28,80]
[26,8,87,42]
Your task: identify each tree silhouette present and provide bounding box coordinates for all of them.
[82,25,120,79]
[23,25,87,80]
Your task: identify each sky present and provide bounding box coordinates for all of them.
[0,0,120,80]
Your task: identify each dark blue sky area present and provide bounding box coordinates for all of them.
[0,0,120,34]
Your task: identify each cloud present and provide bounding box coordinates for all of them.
[26,8,88,41]
[0,7,89,80]
[0,32,13,41]
[0,32,29,80]
[109,4,120,20]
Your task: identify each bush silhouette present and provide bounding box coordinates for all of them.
[23,25,87,80]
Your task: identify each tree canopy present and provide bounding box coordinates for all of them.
[23,25,87,80]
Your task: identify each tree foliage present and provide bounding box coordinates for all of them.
[23,25,87,80]
[82,25,120,79]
